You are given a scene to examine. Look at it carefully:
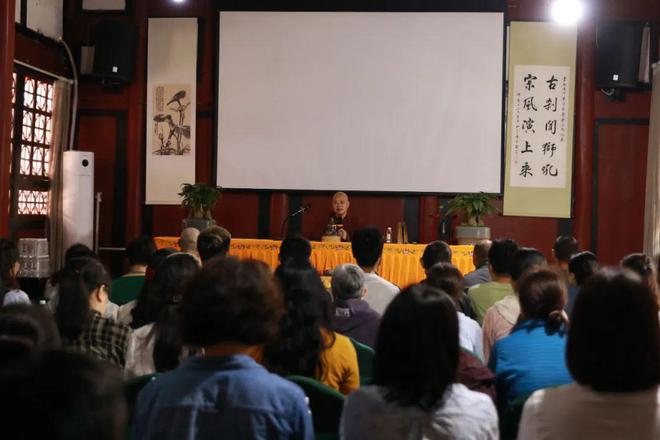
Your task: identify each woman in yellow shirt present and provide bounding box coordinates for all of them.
[263,262,359,394]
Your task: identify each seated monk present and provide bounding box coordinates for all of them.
[326,192,358,242]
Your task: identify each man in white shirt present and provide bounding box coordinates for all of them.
[351,227,398,315]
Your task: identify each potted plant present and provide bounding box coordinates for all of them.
[178,183,222,231]
[446,193,498,245]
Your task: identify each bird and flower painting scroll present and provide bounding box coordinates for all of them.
[152,84,192,155]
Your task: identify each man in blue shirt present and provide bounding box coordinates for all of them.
[134,258,313,440]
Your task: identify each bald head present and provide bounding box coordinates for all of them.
[473,240,492,267]
[179,228,200,253]
[332,192,350,218]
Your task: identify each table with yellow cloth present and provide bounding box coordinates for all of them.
[155,237,474,288]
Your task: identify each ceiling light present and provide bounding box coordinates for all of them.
[551,0,585,25]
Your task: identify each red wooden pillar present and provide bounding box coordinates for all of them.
[572,23,596,250]
[418,196,439,244]
[269,193,289,240]
[0,1,16,236]
[125,1,148,240]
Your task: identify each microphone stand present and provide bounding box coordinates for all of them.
[280,205,309,239]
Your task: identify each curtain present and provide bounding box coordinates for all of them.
[48,80,72,271]
[643,63,660,258]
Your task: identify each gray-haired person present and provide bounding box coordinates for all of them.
[330,264,381,348]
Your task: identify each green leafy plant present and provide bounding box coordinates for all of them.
[178,183,222,219]
[446,193,498,226]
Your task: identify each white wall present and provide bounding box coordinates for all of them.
[16,0,64,40]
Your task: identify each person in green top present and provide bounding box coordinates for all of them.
[111,236,156,306]
[467,238,519,324]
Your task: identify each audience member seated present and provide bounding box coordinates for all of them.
[0,239,30,306]
[340,284,498,439]
[566,251,598,317]
[125,253,200,378]
[44,243,96,305]
[420,240,453,274]
[56,258,131,367]
[552,235,579,278]
[489,269,572,409]
[330,263,380,348]
[111,236,157,306]
[197,225,232,263]
[519,268,660,439]
[264,261,359,395]
[0,351,127,439]
[0,304,60,364]
[426,263,483,361]
[135,257,313,439]
[117,248,177,325]
[468,238,519,324]
[178,227,201,260]
[482,248,547,362]
[621,253,659,302]
[352,227,398,315]
[278,234,312,266]
[463,240,492,288]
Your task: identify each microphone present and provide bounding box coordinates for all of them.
[291,203,311,217]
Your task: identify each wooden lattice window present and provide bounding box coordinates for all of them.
[9,67,54,234]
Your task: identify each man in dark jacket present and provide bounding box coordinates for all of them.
[330,264,380,348]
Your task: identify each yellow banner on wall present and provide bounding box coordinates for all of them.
[503,22,577,218]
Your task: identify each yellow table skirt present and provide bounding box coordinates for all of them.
[155,237,474,288]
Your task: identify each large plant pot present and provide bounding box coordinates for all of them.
[455,226,490,245]
[182,218,216,232]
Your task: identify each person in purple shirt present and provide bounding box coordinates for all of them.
[134,257,313,440]
[330,263,381,348]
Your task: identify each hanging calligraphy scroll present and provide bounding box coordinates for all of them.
[503,22,577,218]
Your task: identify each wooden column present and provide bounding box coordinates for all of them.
[125,1,148,239]
[572,23,596,250]
[0,1,16,236]
[418,196,439,244]
[269,193,289,239]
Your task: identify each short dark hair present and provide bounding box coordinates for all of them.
[180,257,283,347]
[278,235,312,265]
[0,304,61,364]
[517,269,567,327]
[554,235,579,262]
[64,243,96,264]
[425,262,464,299]
[351,227,384,268]
[568,251,599,286]
[374,284,459,410]
[510,247,547,282]
[0,238,19,290]
[0,351,126,440]
[568,268,660,392]
[488,238,519,276]
[125,236,156,266]
[621,253,656,286]
[197,226,232,262]
[421,241,453,271]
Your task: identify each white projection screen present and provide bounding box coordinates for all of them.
[217,11,504,193]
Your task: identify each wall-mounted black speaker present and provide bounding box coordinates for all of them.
[93,19,138,83]
[596,22,644,89]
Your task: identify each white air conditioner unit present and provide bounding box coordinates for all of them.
[63,151,95,250]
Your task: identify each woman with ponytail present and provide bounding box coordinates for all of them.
[55,257,131,367]
[488,268,572,409]
[621,253,659,306]
[125,252,199,377]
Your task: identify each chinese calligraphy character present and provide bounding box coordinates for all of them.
[520,162,533,178]
[545,119,557,135]
[543,97,557,112]
[542,164,558,176]
[524,74,538,91]
[522,97,538,111]
[522,118,535,133]
[542,142,557,157]
[546,75,558,90]
[522,141,534,153]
